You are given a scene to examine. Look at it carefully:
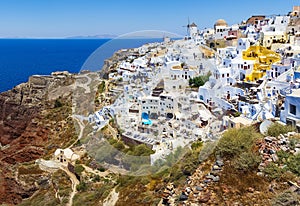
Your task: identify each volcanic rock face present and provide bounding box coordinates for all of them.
[0,73,74,205]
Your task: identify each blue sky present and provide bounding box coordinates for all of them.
[0,0,299,38]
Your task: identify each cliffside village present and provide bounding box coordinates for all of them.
[85,6,300,164]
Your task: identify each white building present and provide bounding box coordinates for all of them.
[214,19,229,40]
[165,61,197,80]
[237,38,252,54]
[280,88,300,127]
[267,63,291,79]
[54,148,79,163]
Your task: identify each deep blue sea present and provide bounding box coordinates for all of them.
[0,38,163,92]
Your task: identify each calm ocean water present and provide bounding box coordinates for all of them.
[0,38,162,92]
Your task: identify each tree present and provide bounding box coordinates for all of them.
[189,72,211,88]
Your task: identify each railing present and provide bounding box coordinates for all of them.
[280,86,292,96]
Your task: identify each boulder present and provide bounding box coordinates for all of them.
[213,165,221,170]
[199,192,211,203]
[206,174,215,180]
[216,160,224,167]
[196,186,203,191]
[213,176,220,182]
[271,154,279,162]
[179,194,188,201]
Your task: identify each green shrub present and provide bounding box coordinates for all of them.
[189,72,211,88]
[271,190,300,206]
[216,127,261,158]
[263,162,284,180]
[108,138,118,145]
[98,167,106,172]
[267,122,295,137]
[233,152,261,171]
[289,136,300,150]
[191,141,203,151]
[127,144,154,156]
[233,112,242,117]
[75,164,85,176]
[287,153,300,176]
[97,81,106,94]
[54,99,63,108]
[92,175,100,182]
[113,141,125,151]
[277,150,291,164]
[76,181,87,192]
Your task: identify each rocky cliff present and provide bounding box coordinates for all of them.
[0,72,76,205]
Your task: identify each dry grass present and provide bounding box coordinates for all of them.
[18,165,44,175]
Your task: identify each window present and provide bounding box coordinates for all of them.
[290,104,296,115]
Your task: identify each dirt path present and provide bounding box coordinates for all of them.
[60,166,79,206]
[37,160,79,206]
[75,74,92,94]
[68,114,85,148]
[103,187,119,206]
[81,164,109,177]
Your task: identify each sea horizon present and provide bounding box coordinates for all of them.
[0,38,165,93]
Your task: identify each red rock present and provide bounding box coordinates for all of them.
[199,192,211,203]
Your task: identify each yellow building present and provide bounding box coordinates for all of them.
[242,45,281,81]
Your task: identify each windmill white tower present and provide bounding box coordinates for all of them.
[188,22,198,37]
[183,18,198,38]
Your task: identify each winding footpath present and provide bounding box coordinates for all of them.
[68,114,85,148]
[61,166,80,206]
[103,187,119,206]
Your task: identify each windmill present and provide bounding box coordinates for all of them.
[182,17,190,36]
